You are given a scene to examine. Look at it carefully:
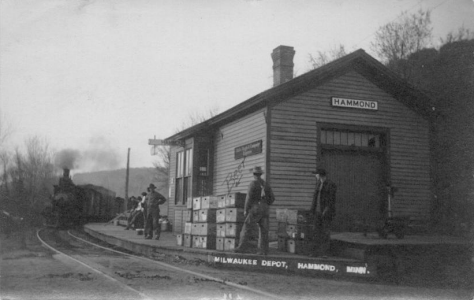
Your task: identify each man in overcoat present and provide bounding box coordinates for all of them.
[144,184,167,240]
[310,168,337,256]
[234,166,275,255]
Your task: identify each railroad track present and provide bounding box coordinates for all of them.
[36,228,284,300]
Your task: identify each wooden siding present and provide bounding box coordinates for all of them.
[270,70,431,220]
[213,109,267,197]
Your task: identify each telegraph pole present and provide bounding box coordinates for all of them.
[124,148,130,213]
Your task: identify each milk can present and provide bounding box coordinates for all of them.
[160,216,169,232]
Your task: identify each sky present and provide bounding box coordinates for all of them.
[1,0,473,175]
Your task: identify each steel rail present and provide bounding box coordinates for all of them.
[67,230,285,300]
[36,228,153,300]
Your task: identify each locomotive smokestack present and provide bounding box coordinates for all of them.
[63,168,70,178]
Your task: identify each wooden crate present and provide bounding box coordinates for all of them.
[176,234,183,246]
[193,211,200,222]
[216,208,226,223]
[216,237,225,251]
[191,223,200,235]
[225,222,243,238]
[183,234,192,248]
[286,224,298,239]
[287,209,313,225]
[201,196,219,209]
[276,209,288,222]
[192,197,202,210]
[224,238,239,251]
[225,193,246,208]
[286,224,314,240]
[197,223,216,236]
[192,235,201,248]
[287,239,296,253]
[225,208,245,223]
[277,236,287,251]
[217,195,227,208]
[183,210,193,222]
[184,222,192,234]
[186,197,193,209]
[199,209,216,223]
[297,224,315,241]
[216,224,226,237]
[277,222,288,237]
[285,239,311,254]
[199,236,216,250]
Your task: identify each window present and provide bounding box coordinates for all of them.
[175,149,193,205]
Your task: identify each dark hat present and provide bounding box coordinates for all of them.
[141,192,147,196]
[148,183,156,189]
[312,168,327,176]
[250,166,264,174]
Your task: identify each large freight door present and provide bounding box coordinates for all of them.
[319,126,388,232]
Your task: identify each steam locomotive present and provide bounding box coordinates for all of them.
[43,169,121,228]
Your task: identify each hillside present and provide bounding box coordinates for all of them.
[73,167,169,216]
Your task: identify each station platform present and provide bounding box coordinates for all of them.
[83,222,473,283]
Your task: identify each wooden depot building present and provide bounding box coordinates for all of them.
[163,45,432,236]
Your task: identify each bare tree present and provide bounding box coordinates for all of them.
[177,107,220,132]
[0,112,13,148]
[0,112,12,192]
[440,26,474,45]
[0,152,10,196]
[371,9,432,79]
[6,137,55,226]
[0,113,13,212]
[308,44,347,70]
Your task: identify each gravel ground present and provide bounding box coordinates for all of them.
[1,228,473,300]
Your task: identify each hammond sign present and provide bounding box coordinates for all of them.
[331,97,378,111]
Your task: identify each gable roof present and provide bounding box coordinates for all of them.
[166,49,433,142]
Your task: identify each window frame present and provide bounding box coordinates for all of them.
[175,148,193,205]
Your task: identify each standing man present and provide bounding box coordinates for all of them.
[144,184,167,240]
[234,166,275,255]
[310,168,336,256]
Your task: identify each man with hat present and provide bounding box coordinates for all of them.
[144,183,167,240]
[310,168,336,256]
[234,166,275,255]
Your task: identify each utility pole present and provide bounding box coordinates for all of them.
[124,148,130,213]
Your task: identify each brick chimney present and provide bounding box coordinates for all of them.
[271,45,295,87]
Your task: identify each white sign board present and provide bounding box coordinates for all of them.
[148,139,184,147]
[331,97,378,111]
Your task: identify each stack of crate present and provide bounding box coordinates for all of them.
[177,197,194,248]
[189,195,219,249]
[215,193,246,251]
[276,209,315,255]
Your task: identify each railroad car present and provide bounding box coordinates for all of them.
[43,169,119,228]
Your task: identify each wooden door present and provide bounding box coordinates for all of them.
[321,149,386,231]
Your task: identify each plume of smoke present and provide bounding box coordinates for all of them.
[55,135,121,173]
[55,149,81,169]
[81,136,120,172]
